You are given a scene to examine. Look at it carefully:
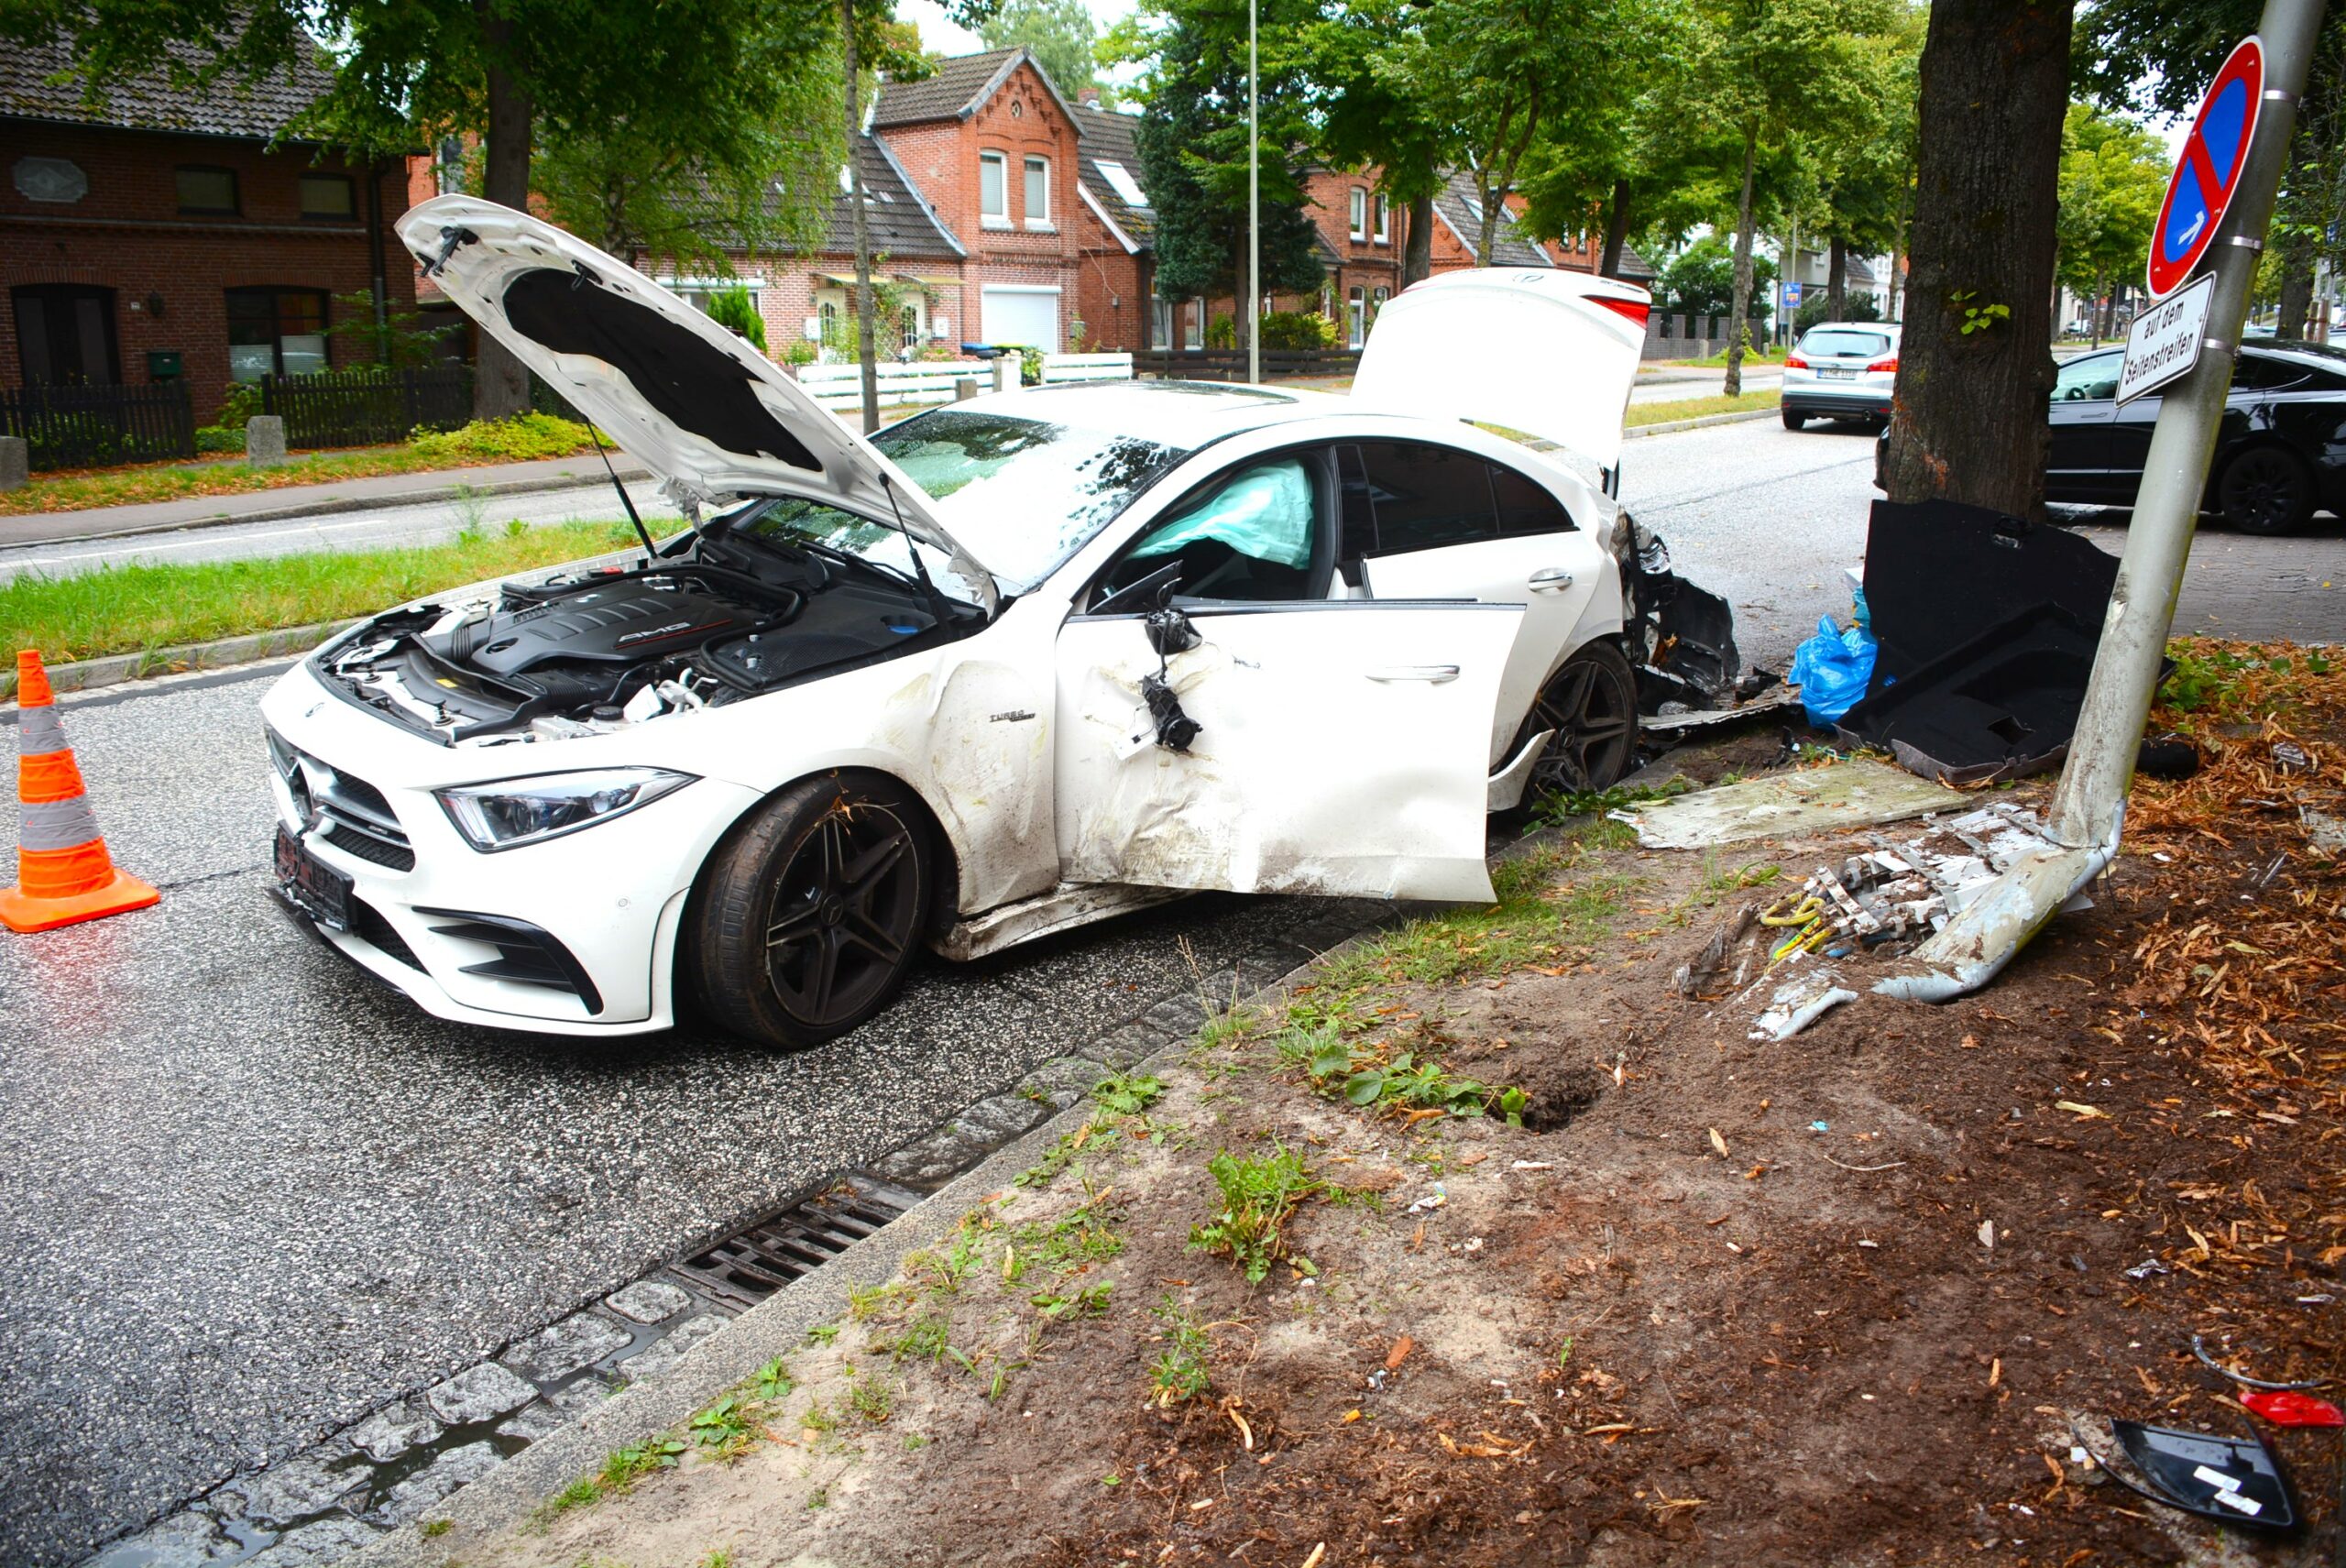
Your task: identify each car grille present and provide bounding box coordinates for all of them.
[268,729,415,872]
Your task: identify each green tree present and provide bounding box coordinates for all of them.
[1809,4,1924,321]
[978,0,1102,99]
[1128,0,1329,331]
[2053,103,2169,344]
[1306,0,1453,284]
[1655,236,1778,319]
[5,0,861,420]
[706,286,771,351]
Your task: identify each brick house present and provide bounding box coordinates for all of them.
[2,36,417,421]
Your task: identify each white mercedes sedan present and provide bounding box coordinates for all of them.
[260,196,1682,1047]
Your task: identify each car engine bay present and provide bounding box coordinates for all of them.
[313,513,972,745]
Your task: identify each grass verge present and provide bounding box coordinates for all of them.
[4,515,685,665]
[1624,388,1781,427]
[2,413,600,516]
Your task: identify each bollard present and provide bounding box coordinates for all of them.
[0,436,26,493]
[245,415,288,468]
[992,357,1017,395]
[955,377,979,401]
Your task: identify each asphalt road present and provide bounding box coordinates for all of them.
[1,417,2337,1567]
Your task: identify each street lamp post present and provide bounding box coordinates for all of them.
[1248,0,1260,385]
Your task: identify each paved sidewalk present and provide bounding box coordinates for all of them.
[0,454,652,550]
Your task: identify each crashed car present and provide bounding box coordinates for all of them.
[260,197,1723,1047]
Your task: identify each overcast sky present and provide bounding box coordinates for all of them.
[895,0,1141,58]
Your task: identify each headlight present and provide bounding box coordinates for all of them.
[435,768,696,852]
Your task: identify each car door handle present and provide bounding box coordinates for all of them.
[1367,665,1462,684]
[1528,567,1575,593]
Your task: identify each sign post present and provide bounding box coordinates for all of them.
[1881,0,2327,1003]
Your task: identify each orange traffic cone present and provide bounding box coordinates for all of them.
[0,651,159,933]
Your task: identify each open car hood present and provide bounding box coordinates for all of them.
[1351,269,1651,477]
[394,196,996,611]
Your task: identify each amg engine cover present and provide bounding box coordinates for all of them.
[451,579,765,679]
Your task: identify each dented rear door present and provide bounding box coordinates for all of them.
[1052,601,1524,903]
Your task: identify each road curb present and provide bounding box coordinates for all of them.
[1625,406,1783,439]
[0,461,650,550]
[0,619,364,708]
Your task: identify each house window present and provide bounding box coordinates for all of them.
[300,174,355,219]
[1373,193,1388,245]
[901,302,921,346]
[1320,282,1335,320]
[225,287,328,381]
[1024,155,1050,227]
[434,137,465,195]
[1153,295,1172,349]
[1348,188,1367,242]
[1346,286,1365,349]
[980,152,1008,225]
[12,284,119,385]
[176,166,239,215]
[1372,285,1389,324]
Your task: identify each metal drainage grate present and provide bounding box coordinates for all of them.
[664,1173,923,1309]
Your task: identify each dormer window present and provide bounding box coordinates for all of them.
[1024,155,1051,228]
[980,150,1009,227]
[1348,187,1367,242]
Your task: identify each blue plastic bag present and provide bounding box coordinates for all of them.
[1788,615,1878,727]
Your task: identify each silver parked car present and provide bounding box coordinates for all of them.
[1781,321,1902,429]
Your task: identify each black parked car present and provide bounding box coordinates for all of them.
[1878,340,2346,535]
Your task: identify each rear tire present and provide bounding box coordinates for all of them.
[2217,445,2316,535]
[692,773,933,1048]
[1781,408,1808,431]
[1517,642,1641,798]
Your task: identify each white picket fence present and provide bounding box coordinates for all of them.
[793,353,1134,414]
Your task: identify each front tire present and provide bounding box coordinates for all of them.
[1781,408,1808,431]
[692,773,934,1048]
[2217,445,2316,535]
[1518,642,1641,797]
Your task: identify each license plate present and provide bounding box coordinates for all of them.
[276,825,353,930]
[1820,367,1857,379]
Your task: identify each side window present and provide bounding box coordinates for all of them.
[2230,354,2313,392]
[1490,462,1574,537]
[1102,455,1325,603]
[2052,353,2121,401]
[1354,441,1496,555]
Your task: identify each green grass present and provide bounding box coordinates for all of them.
[1147,1295,1213,1407]
[4,515,686,667]
[1650,345,1783,369]
[543,1437,688,1515]
[1623,389,1782,427]
[3,413,599,516]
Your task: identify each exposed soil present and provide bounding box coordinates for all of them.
[447,642,2344,1568]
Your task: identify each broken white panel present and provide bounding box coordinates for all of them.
[1620,759,1970,850]
[1750,967,1858,1042]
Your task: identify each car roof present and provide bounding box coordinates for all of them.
[1800,321,1900,335]
[2242,338,2346,367]
[936,379,1344,444]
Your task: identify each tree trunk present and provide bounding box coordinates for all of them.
[1724,125,1757,398]
[1828,236,1847,321]
[1403,192,1434,286]
[1600,178,1632,278]
[1880,0,2074,521]
[2276,226,2317,337]
[842,0,880,433]
[2089,272,2105,347]
[1474,172,1499,267]
[474,1,533,421]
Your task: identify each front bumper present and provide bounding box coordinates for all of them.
[259,666,764,1035]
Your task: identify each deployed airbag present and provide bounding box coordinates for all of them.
[1128,459,1316,570]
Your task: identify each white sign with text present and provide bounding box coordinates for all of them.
[2117,273,2216,405]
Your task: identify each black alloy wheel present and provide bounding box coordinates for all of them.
[1519,641,1641,796]
[2217,445,2317,536]
[693,774,933,1048]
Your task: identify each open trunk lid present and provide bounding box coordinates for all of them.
[1351,269,1651,479]
[394,195,997,610]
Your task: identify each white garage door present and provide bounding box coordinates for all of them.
[981,287,1059,350]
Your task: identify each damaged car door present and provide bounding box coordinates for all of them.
[1052,451,1523,904]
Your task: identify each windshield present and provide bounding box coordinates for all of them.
[870,409,1191,590]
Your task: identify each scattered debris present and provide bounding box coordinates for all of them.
[2241,1389,2345,1429]
[2191,1333,2327,1392]
[1615,759,1968,850]
[2123,1259,2172,1281]
[2093,1418,2299,1531]
[1749,970,1858,1042]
